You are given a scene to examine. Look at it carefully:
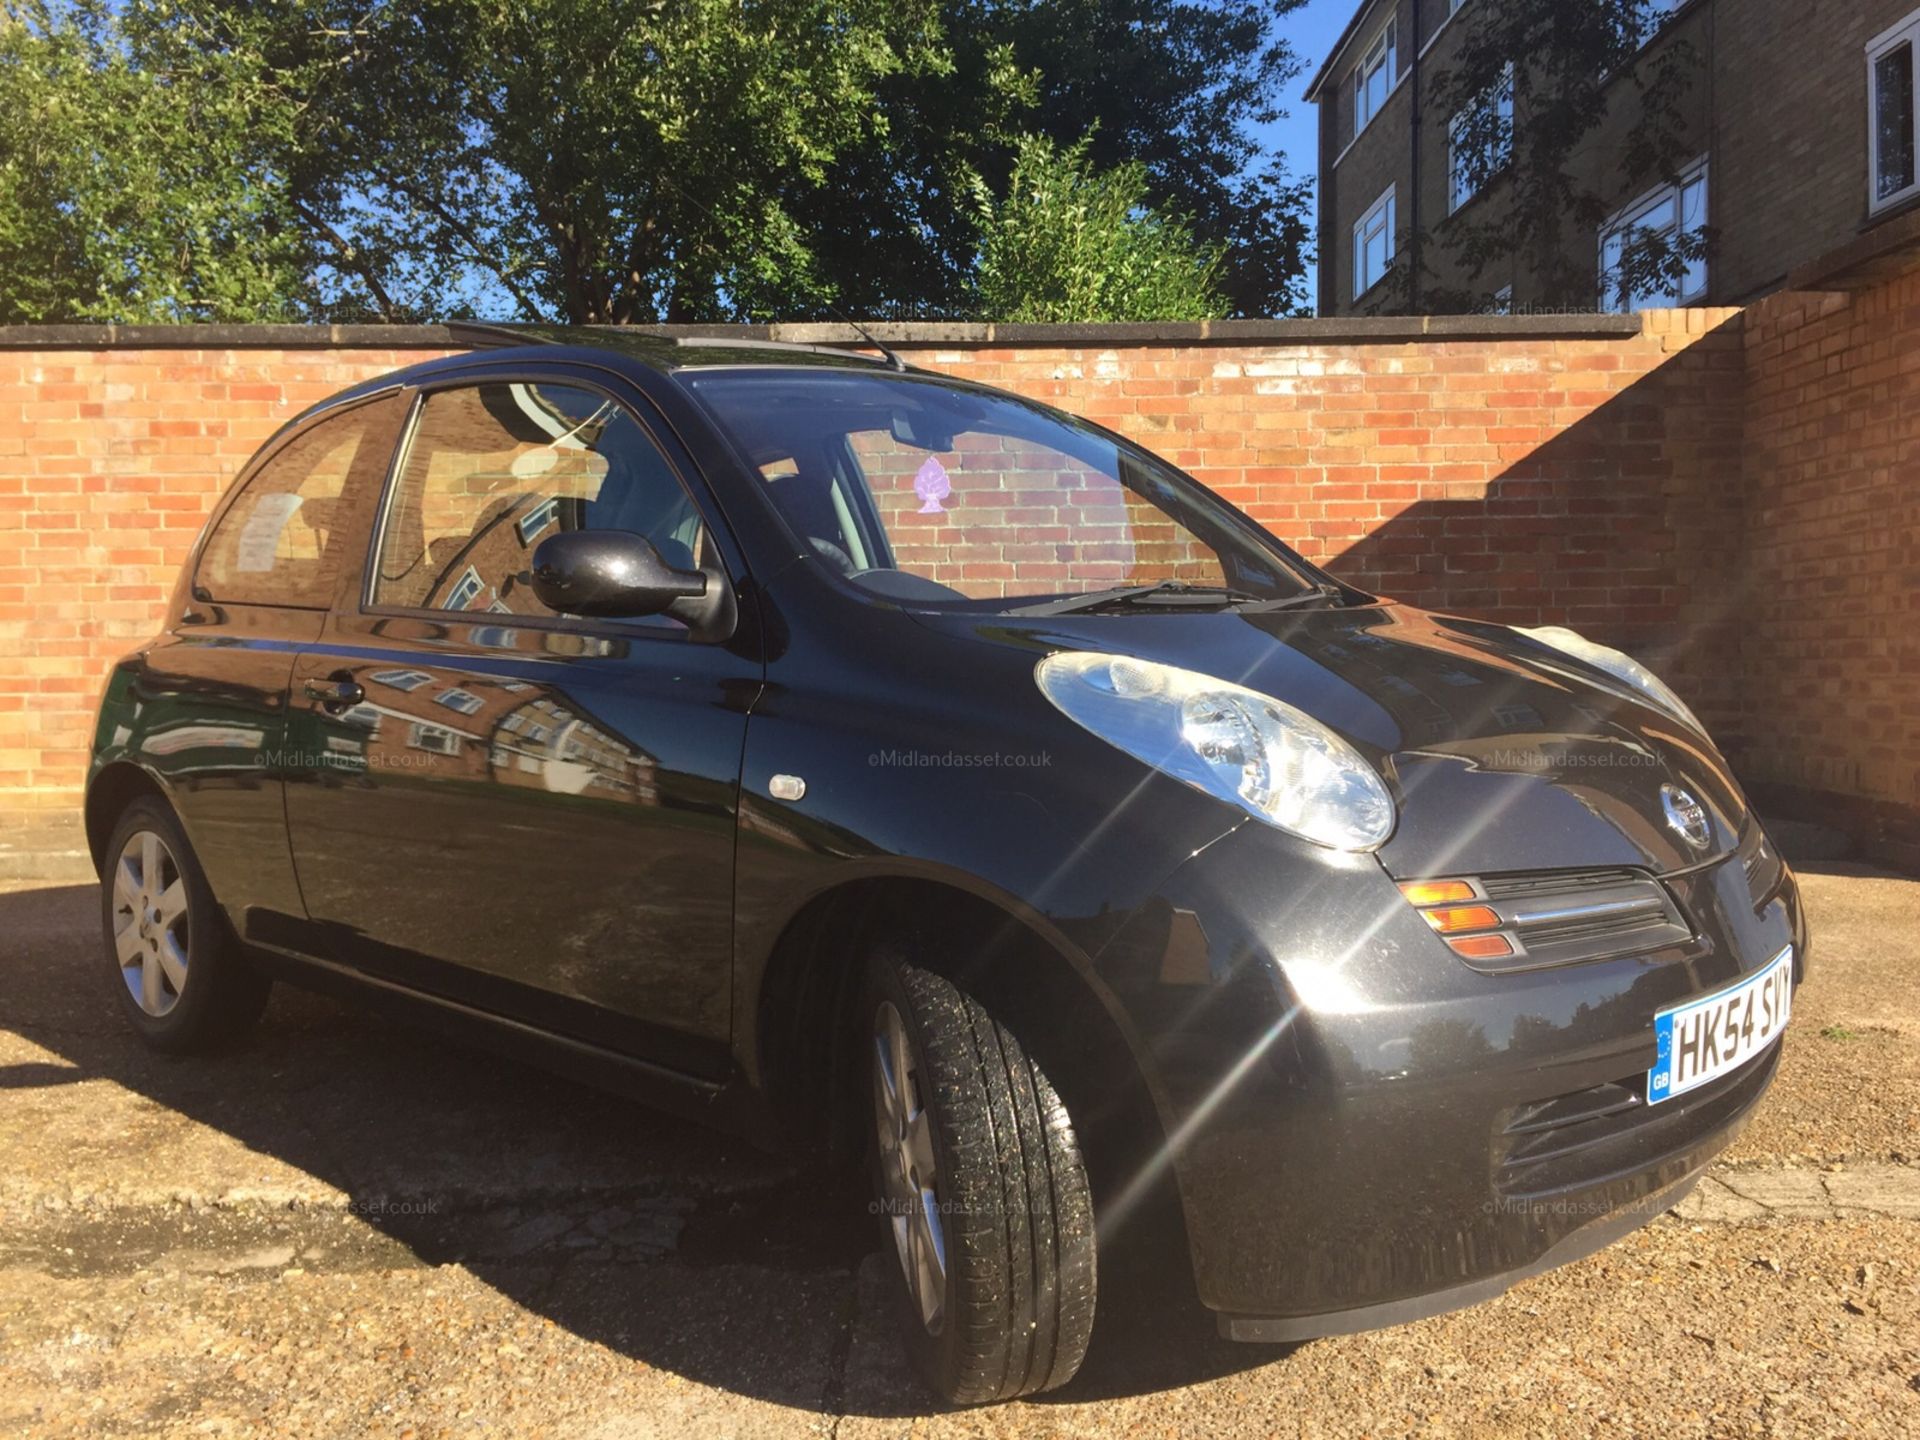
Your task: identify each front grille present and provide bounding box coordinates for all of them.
[1405,866,1693,973]
[1480,868,1643,902]
[1500,1080,1644,1169]
[1494,1045,1779,1197]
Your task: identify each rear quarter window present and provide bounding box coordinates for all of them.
[196,395,403,607]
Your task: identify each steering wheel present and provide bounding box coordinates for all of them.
[809,536,858,575]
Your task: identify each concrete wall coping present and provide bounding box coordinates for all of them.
[0,314,1649,352]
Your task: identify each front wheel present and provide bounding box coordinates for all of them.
[866,951,1097,1404]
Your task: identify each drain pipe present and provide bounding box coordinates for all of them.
[1409,11,1425,313]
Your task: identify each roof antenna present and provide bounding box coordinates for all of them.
[839,314,908,372]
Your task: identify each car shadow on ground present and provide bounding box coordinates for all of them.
[0,882,1285,1416]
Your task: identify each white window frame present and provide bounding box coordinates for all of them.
[408,722,461,756]
[1449,65,1514,214]
[1417,0,1471,65]
[1353,14,1398,137]
[445,565,486,612]
[516,497,559,545]
[1868,11,1920,216]
[1597,158,1708,313]
[370,668,432,691]
[1353,185,1398,300]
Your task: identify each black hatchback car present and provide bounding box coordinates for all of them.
[87,329,1806,1403]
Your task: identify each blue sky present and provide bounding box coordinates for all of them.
[1260,0,1359,311]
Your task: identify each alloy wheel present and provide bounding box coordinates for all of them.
[111,829,190,1016]
[873,999,947,1333]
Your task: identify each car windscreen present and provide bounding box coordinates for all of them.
[680,369,1327,612]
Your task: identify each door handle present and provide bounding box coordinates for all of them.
[302,676,365,713]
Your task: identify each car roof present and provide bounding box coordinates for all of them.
[449,321,898,374]
[310,322,906,418]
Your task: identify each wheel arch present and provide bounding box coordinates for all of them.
[747,871,1177,1204]
[84,761,173,877]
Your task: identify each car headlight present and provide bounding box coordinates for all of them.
[1034,651,1395,850]
[1515,625,1705,735]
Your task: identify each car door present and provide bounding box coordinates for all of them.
[282,366,759,1078]
[126,392,407,940]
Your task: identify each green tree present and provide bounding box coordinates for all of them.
[1423,0,1706,313]
[971,132,1227,323]
[171,0,947,323]
[7,1,1318,324]
[0,1,309,323]
[792,0,1314,319]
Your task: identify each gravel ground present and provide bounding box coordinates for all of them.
[0,864,1915,1437]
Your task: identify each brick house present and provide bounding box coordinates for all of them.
[1309,0,1920,315]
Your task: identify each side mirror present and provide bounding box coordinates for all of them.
[529,530,717,627]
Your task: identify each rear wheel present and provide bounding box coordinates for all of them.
[865,949,1097,1403]
[100,798,270,1052]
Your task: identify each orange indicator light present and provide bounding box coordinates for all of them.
[1448,933,1516,961]
[1398,880,1476,907]
[1421,905,1502,935]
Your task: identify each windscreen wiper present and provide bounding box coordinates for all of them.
[1234,582,1346,613]
[1015,581,1266,617]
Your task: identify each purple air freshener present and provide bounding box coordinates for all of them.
[913,456,952,514]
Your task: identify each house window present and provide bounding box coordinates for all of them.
[408,723,461,756]
[1353,185,1397,299]
[370,668,432,691]
[1489,285,1513,314]
[435,688,484,715]
[516,497,560,546]
[1449,66,1514,213]
[1598,159,1708,312]
[1353,15,1397,136]
[1869,12,1920,213]
[445,565,486,612]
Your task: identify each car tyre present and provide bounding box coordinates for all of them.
[100,797,270,1052]
[865,948,1097,1404]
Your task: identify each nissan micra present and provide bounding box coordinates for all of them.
[87,327,1806,1403]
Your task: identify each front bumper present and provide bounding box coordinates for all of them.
[1213,1169,1712,1342]
[1092,823,1808,1334]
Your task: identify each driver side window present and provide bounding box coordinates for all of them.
[371,382,702,618]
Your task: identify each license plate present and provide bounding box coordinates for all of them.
[1647,946,1794,1104]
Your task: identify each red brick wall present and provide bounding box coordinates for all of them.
[0,303,1909,870]
[0,348,446,807]
[1738,274,1920,868]
[853,428,1226,597]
